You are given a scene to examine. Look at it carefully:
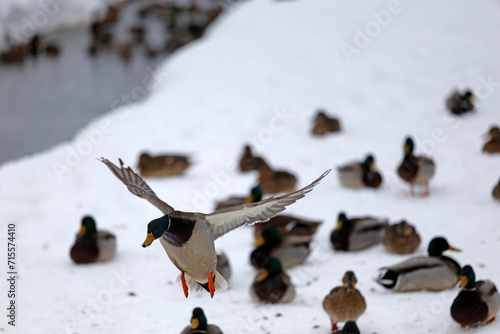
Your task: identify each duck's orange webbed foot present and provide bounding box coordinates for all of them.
[208,272,215,298]
[181,271,189,298]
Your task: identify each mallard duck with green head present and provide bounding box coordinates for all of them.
[333,321,360,334]
[181,307,223,334]
[376,237,461,292]
[483,126,500,153]
[338,154,382,189]
[446,89,475,115]
[382,220,421,254]
[397,137,435,196]
[323,271,366,332]
[70,216,116,264]
[250,257,295,303]
[215,186,263,210]
[312,110,341,136]
[138,152,191,177]
[101,158,329,298]
[250,226,310,270]
[451,265,500,328]
[330,212,388,251]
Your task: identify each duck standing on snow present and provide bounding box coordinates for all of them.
[312,110,341,136]
[482,126,500,153]
[70,216,116,264]
[330,212,388,251]
[215,186,262,210]
[250,226,310,270]
[397,136,435,196]
[333,321,360,334]
[238,144,265,172]
[338,154,382,189]
[181,307,223,334]
[253,214,321,245]
[101,158,329,298]
[446,89,475,115]
[382,220,421,254]
[250,257,295,303]
[376,237,461,292]
[493,179,500,201]
[216,252,231,284]
[138,152,191,177]
[450,265,500,328]
[322,271,366,332]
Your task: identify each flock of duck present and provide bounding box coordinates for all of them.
[0,1,221,66]
[69,88,500,334]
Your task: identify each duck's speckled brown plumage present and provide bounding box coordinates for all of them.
[382,220,421,254]
[397,137,435,196]
[252,157,297,194]
[483,126,500,154]
[138,152,191,177]
[323,271,366,332]
[312,111,341,136]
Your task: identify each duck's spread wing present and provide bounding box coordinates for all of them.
[100,158,174,214]
[206,169,330,240]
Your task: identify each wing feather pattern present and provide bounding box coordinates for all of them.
[206,169,331,240]
[100,158,174,214]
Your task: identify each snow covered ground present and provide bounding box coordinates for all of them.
[1,0,500,333]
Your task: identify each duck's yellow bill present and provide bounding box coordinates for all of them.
[142,232,155,248]
[254,236,265,247]
[448,245,461,252]
[77,225,86,237]
[256,269,269,282]
[245,194,255,203]
[191,318,199,329]
[459,275,468,288]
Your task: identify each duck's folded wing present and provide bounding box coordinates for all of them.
[381,256,444,273]
[100,158,174,214]
[206,169,330,240]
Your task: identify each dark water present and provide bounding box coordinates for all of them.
[0,0,221,165]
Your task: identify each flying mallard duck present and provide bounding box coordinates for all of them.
[493,179,500,201]
[323,271,366,332]
[250,226,310,270]
[338,154,383,189]
[382,220,421,254]
[333,321,360,334]
[100,158,329,298]
[250,257,295,303]
[482,126,500,154]
[376,237,461,292]
[215,186,263,210]
[138,152,191,177]
[397,136,435,196]
[446,89,475,115]
[253,214,321,245]
[181,307,223,334]
[312,110,341,136]
[70,216,116,264]
[330,212,388,251]
[450,265,500,328]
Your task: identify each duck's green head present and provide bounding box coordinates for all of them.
[190,307,208,331]
[254,226,283,247]
[342,270,358,288]
[78,216,97,236]
[336,212,349,231]
[459,265,476,289]
[256,257,283,282]
[142,215,169,247]
[462,90,474,101]
[340,321,360,334]
[362,154,376,171]
[403,137,414,155]
[427,237,461,256]
[245,186,263,203]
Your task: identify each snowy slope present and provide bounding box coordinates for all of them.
[1,0,500,333]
